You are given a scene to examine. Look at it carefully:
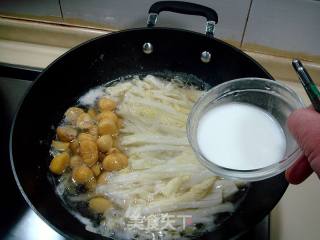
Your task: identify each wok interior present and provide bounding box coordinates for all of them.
[11,28,288,239]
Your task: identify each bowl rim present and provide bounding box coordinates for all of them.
[187,77,305,181]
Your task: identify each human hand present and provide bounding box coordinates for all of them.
[285,108,320,184]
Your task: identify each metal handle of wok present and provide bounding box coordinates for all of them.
[147,1,219,38]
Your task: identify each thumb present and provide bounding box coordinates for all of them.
[286,108,320,183]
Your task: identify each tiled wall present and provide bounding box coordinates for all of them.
[0,0,62,22]
[242,0,320,61]
[1,0,319,62]
[60,0,251,47]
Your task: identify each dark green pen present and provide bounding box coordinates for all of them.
[292,59,320,112]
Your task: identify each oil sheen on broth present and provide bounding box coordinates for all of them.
[49,75,248,240]
[197,102,286,170]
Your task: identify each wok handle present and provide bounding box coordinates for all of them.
[147,1,218,38]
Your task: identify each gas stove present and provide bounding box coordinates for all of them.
[0,63,269,240]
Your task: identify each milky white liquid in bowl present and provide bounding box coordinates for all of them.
[197,102,286,170]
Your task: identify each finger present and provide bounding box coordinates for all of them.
[285,155,313,184]
[287,108,320,177]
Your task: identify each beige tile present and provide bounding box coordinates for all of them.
[246,51,320,84]
[0,39,67,68]
[0,17,109,48]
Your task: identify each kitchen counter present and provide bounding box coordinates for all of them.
[1,17,320,240]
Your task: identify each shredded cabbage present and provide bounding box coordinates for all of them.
[71,75,246,240]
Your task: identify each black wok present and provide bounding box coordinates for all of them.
[10,1,288,239]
